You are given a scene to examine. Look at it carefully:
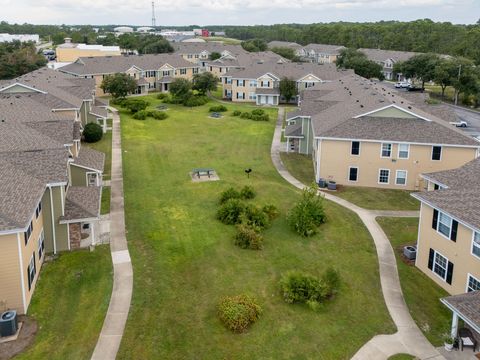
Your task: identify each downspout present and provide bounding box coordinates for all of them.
[316,139,322,182]
[48,186,57,254]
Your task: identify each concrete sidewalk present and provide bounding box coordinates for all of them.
[271,108,443,360]
[91,108,133,360]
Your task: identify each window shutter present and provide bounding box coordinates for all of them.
[432,209,438,230]
[428,248,434,270]
[446,261,454,285]
[450,220,458,242]
[27,264,31,290]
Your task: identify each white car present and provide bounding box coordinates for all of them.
[449,120,468,128]
[395,82,410,88]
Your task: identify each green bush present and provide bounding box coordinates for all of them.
[216,199,245,225]
[83,123,103,143]
[279,271,328,305]
[251,109,265,116]
[183,95,209,107]
[240,112,252,119]
[322,267,341,297]
[243,205,270,229]
[209,105,228,112]
[147,110,168,120]
[262,204,279,220]
[251,114,270,121]
[287,184,326,237]
[110,98,126,106]
[219,187,241,204]
[124,98,149,113]
[240,185,256,200]
[218,294,262,332]
[234,224,263,250]
[132,110,148,120]
[232,110,242,116]
[156,93,169,100]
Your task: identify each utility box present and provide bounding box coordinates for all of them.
[0,310,18,337]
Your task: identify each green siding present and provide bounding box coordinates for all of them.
[41,186,69,254]
[41,191,54,254]
[368,107,417,118]
[299,118,313,155]
[1,84,37,93]
[70,165,88,187]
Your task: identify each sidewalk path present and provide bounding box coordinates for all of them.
[91,108,133,360]
[271,108,443,360]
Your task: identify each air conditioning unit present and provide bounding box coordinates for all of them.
[0,310,18,337]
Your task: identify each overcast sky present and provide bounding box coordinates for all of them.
[0,0,478,26]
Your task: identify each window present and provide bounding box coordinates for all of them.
[473,232,480,258]
[193,68,199,74]
[381,143,392,157]
[467,275,480,292]
[237,80,245,87]
[348,167,358,182]
[236,92,245,100]
[179,68,187,75]
[24,221,33,245]
[432,146,442,161]
[351,141,360,155]
[434,183,440,190]
[260,80,270,88]
[187,54,193,59]
[162,70,171,77]
[35,202,42,219]
[428,249,454,284]
[194,54,199,58]
[395,170,407,185]
[438,212,452,238]
[249,92,256,100]
[27,253,36,290]
[378,169,390,184]
[226,78,232,84]
[250,80,257,87]
[38,230,44,260]
[398,144,409,159]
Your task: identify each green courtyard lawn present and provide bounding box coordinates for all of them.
[101,186,110,215]
[117,95,395,359]
[280,152,315,185]
[377,217,451,346]
[83,130,112,180]
[17,246,112,360]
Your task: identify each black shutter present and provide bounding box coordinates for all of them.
[446,261,454,285]
[428,248,435,270]
[450,220,458,242]
[27,264,31,290]
[432,209,439,230]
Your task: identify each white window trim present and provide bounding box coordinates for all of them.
[38,229,45,259]
[471,231,480,260]
[28,254,36,288]
[432,250,449,282]
[380,143,392,158]
[86,171,99,187]
[431,145,442,161]
[466,273,480,292]
[436,211,453,240]
[395,170,408,186]
[378,168,390,184]
[398,143,410,159]
[351,141,360,156]
[348,166,359,182]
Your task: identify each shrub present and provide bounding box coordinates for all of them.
[279,271,328,305]
[219,187,241,204]
[132,110,148,120]
[147,110,168,120]
[156,92,169,100]
[110,98,126,106]
[232,110,242,116]
[251,109,265,116]
[321,267,341,297]
[183,95,209,107]
[262,204,279,220]
[209,105,228,112]
[218,294,261,332]
[287,184,326,237]
[83,122,103,143]
[240,112,252,119]
[240,185,256,200]
[243,205,270,229]
[124,98,149,113]
[216,199,245,225]
[234,224,263,250]
[251,114,270,122]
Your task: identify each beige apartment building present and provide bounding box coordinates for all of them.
[56,38,121,63]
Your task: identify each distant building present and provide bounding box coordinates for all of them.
[201,29,209,37]
[0,33,40,44]
[114,26,134,34]
[56,38,121,63]
[137,27,155,33]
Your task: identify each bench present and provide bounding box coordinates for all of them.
[192,168,215,178]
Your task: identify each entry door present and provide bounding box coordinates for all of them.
[260,96,266,105]
[268,96,274,105]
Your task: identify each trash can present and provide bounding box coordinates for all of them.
[318,178,327,188]
[327,181,337,191]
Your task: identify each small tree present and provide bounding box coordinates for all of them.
[433,59,458,98]
[101,73,137,99]
[210,52,222,60]
[192,72,218,95]
[336,48,384,80]
[169,78,192,101]
[279,78,298,103]
[287,184,326,237]
[270,47,300,61]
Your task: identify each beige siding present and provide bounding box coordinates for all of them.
[56,48,121,63]
[416,204,480,295]
[318,139,478,190]
[0,234,24,313]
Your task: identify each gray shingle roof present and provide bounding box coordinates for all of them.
[0,123,65,153]
[422,158,480,189]
[172,43,245,55]
[89,106,108,119]
[73,147,105,172]
[285,122,303,137]
[441,291,480,332]
[60,186,101,222]
[268,41,302,49]
[255,88,280,95]
[25,120,75,145]
[303,44,346,54]
[358,48,418,63]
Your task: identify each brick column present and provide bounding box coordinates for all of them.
[69,223,81,250]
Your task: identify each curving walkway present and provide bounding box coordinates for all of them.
[272,108,444,360]
[91,108,133,360]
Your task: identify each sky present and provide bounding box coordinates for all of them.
[0,0,479,26]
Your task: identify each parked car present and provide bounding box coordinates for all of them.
[407,84,425,92]
[449,120,468,128]
[395,82,410,88]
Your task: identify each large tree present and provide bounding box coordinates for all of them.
[449,57,479,105]
[394,53,440,88]
[0,41,47,80]
[279,78,298,103]
[270,47,300,61]
[336,48,384,80]
[433,59,459,98]
[192,72,218,95]
[241,39,268,53]
[169,78,193,101]
[100,73,137,99]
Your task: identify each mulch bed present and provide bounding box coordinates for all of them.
[0,316,37,360]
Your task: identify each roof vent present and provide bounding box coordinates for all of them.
[360,104,364,108]
[408,106,412,109]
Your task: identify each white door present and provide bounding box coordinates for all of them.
[268,96,274,105]
[259,95,266,105]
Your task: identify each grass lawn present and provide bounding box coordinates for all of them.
[17,246,112,360]
[210,84,223,100]
[83,130,112,180]
[203,36,242,45]
[117,95,395,359]
[101,186,110,215]
[377,217,451,346]
[388,354,416,360]
[280,152,315,185]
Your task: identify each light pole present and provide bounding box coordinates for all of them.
[454,64,462,106]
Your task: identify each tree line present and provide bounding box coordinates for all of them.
[0,41,46,79]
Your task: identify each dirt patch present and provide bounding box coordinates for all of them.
[0,316,37,360]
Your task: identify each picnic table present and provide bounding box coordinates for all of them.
[193,168,215,178]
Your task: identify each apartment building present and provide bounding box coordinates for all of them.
[59,54,199,96]
[358,49,419,81]
[172,42,246,67]
[297,44,346,64]
[56,38,121,63]
[220,62,352,105]
[284,75,479,190]
[0,68,105,315]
